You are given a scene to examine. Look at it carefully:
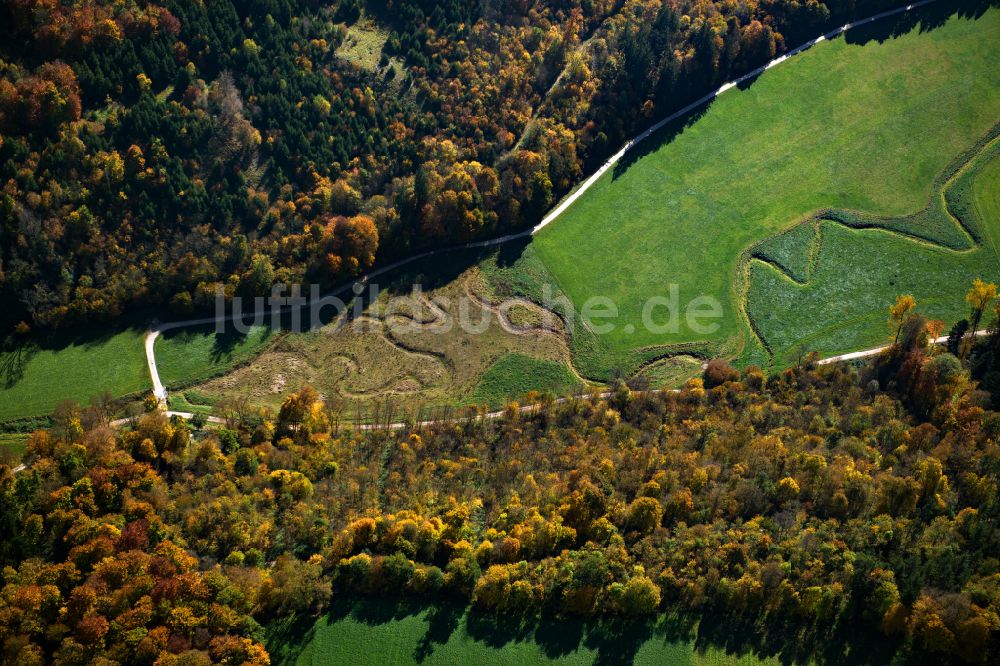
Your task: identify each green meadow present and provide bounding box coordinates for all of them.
[154,324,275,390]
[0,433,29,462]
[748,133,1000,367]
[532,5,1000,374]
[265,599,793,666]
[265,595,917,666]
[975,142,1000,254]
[0,326,148,424]
[0,321,274,424]
[468,353,583,408]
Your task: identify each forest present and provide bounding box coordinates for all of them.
[0,0,906,331]
[2,288,1000,664]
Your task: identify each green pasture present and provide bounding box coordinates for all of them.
[532,5,1000,374]
[0,318,274,423]
[0,326,148,423]
[748,127,1000,366]
[155,324,275,390]
[974,142,1000,255]
[468,353,583,408]
[0,433,29,463]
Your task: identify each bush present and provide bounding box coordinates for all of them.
[704,359,740,388]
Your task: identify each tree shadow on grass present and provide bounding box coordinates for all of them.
[467,608,666,664]
[611,103,710,181]
[690,610,912,666]
[158,325,247,365]
[534,613,588,659]
[0,317,149,392]
[208,325,265,364]
[844,0,996,47]
[464,606,537,648]
[265,595,432,665]
[264,613,321,666]
[341,594,428,625]
[414,601,465,661]
[265,593,926,666]
[0,338,35,389]
[583,617,658,666]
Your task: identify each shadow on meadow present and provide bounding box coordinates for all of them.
[160,323,273,366]
[266,594,919,666]
[0,338,33,389]
[610,103,710,181]
[0,317,149,391]
[844,0,997,47]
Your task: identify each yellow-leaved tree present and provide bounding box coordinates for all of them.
[889,294,916,345]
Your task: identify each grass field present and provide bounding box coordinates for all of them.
[0,433,28,463]
[469,353,582,408]
[748,135,1000,366]
[531,4,1000,374]
[477,244,714,382]
[334,15,406,82]
[265,598,789,666]
[0,326,148,423]
[974,142,1000,254]
[155,325,275,390]
[336,18,388,72]
[636,355,706,389]
[0,321,277,424]
[167,390,217,415]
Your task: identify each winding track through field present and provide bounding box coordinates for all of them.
[143,0,945,406]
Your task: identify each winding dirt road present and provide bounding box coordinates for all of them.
[816,331,989,365]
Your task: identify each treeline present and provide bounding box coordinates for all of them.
[0,0,924,331]
[3,289,1000,663]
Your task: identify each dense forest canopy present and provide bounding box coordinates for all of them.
[0,0,911,331]
[2,292,1000,663]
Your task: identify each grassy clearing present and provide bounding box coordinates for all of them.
[155,325,275,390]
[335,16,405,82]
[974,143,1000,257]
[477,244,716,380]
[191,262,576,413]
[531,6,1000,369]
[469,353,582,408]
[265,598,785,666]
[167,390,216,415]
[336,19,387,71]
[0,433,28,464]
[636,355,705,389]
[0,325,148,423]
[747,133,1000,367]
[752,222,819,285]
[749,223,998,365]
[0,318,273,423]
[506,303,548,329]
